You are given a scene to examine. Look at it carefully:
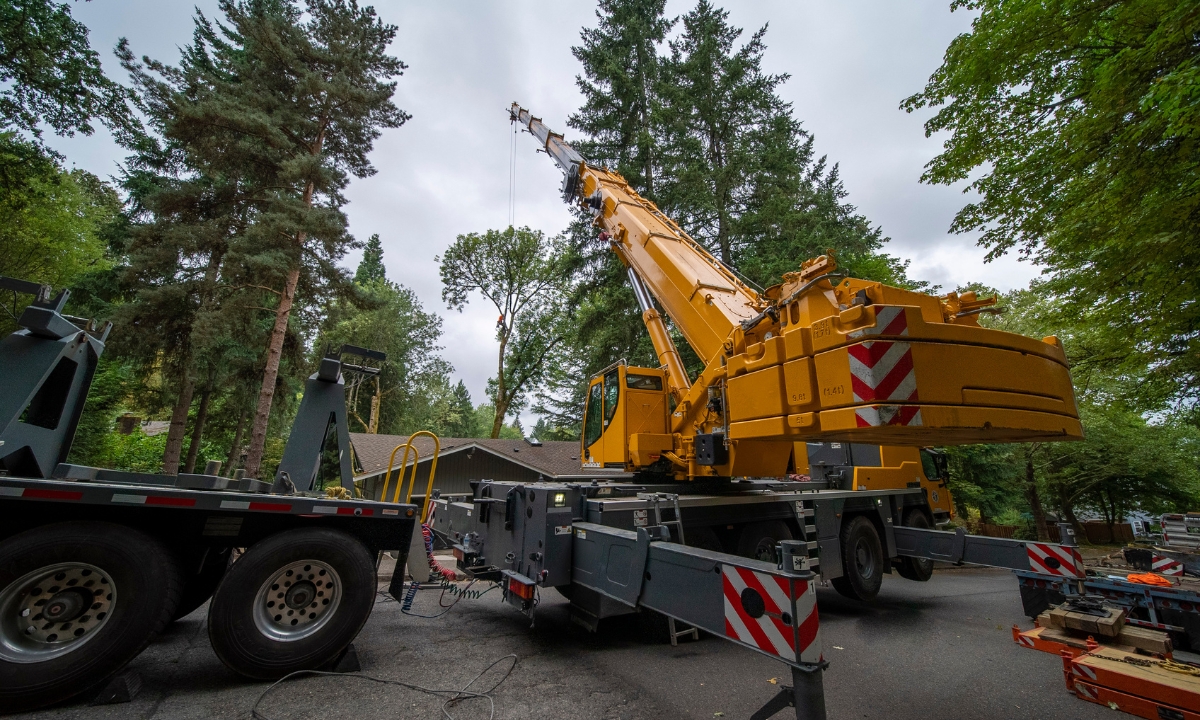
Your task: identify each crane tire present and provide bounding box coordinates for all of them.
[895,510,935,582]
[832,516,884,601]
[735,521,793,563]
[0,521,181,713]
[208,528,375,679]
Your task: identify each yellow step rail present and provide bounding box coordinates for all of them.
[379,430,441,523]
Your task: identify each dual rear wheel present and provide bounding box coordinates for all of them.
[0,523,377,711]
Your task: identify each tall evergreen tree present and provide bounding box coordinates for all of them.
[354,233,386,285]
[153,0,409,478]
[569,0,672,199]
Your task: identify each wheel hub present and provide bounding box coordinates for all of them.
[855,540,876,578]
[252,560,342,642]
[0,562,115,663]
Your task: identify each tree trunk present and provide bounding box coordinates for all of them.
[244,263,301,478]
[491,322,509,439]
[1024,448,1048,541]
[225,405,248,477]
[162,373,195,475]
[183,380,214,474]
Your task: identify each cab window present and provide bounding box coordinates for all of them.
[583,382,604,451]
[919,449,942,480]
[602,371,620,427]
[626,374,663,391]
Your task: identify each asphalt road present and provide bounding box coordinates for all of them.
[12,564,1109,720]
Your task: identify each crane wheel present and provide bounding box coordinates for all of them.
[895,510,935,582]
[735,521,793,564]
[0,522,182,713]
[207,528,375,679]
[831,516,884,601]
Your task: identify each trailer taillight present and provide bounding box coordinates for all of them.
[507,576,535,601]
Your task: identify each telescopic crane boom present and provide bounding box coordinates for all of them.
[510,104,1082,481]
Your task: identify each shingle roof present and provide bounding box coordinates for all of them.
[349,433,628,481]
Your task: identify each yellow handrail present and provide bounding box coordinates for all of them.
[379,430,441,523]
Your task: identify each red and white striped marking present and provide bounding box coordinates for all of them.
[1027,543,1084,578]
[1153,555,1185,576]
[848,306,909,340]
[1074,681,1098,701]
[722,565,821,664]
[1072,663,1098,682]
[1016,634,1035,649]
[854,404,923,428]
[848,340,917,404]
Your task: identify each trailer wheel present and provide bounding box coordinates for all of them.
[0,522,181,713]
[895,510,935,582]
[208,528,375,679]
[172,547,231,621]
[736,521,793,563]
[832,516,884,601]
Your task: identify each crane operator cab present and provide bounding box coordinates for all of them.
[581,363,670,470]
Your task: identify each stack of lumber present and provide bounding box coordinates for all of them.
[1035,603,1172,655]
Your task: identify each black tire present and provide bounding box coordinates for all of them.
[208,528,376,679]
[895,510,935,582]
[0,522,181,713]
[831,516,884,601]
[736,521,793,563]
[685,526,724,553]
[172,547,231,621]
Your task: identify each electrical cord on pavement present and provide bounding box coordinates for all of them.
[250,653,519,720]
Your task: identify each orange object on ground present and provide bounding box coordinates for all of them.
[1073,680,1200,720]
[1127,573,1174,586]
[1068,646,1200,717]
[1012,625,1089,658]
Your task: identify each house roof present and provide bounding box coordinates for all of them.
[349,432,629,481]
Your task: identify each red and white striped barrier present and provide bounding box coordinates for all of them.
[1153,555,1185,576]
[722,565,821,664]
[1027,542,1084,578]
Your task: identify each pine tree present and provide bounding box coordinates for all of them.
[156,0,409,478]
[355,233,386,285]
[569,0,672,199]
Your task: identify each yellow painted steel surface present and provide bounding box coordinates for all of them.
[511,104,1082,482]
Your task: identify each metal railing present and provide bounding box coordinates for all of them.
[380,430,441,522]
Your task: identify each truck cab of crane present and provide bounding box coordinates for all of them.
[798,442,954,522]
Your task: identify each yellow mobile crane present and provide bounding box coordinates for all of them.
[509,104,1080,485]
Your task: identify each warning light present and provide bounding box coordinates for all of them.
[507,576,535,601]
[552,492,566,507]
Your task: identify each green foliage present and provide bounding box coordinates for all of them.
[904,0,1200,411]
[354,234,386,285]
[0,133,119,294]
[439,226,568,437]
[0,0,134,141]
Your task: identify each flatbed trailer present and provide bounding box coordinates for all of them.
[0,276,419,712]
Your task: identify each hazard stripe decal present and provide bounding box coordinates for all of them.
[848,306,909,340]
[1026,543,1083,578]
[721,565,821,664]
[1152,555,1185,576]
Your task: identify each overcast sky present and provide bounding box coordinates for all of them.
[45,1,1039,425]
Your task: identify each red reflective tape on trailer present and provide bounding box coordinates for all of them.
[145,496,196,507]
[22,488,84,501]
[1027,543,1083,578]
[336,507,373,516]
[248,502,292,512]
